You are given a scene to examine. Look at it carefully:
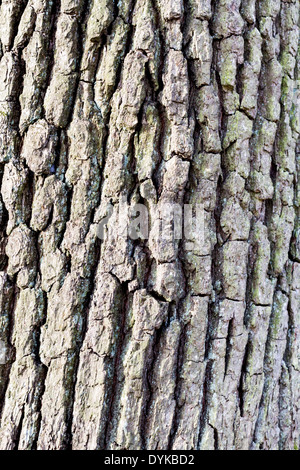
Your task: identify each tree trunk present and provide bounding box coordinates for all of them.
[0,0,299,451]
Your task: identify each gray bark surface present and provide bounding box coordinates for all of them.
[0,0,299,450]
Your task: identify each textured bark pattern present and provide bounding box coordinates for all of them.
[0,0,299,451]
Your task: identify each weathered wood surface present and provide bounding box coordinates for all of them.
[0,0,299,450]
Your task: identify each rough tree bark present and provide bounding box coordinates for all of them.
[0,0,299,451]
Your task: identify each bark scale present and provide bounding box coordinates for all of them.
[0,0,299,450]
